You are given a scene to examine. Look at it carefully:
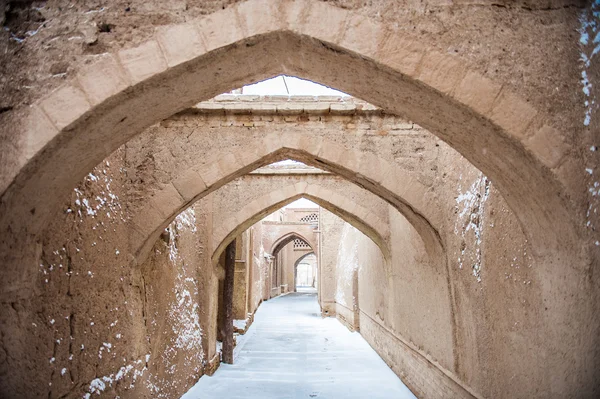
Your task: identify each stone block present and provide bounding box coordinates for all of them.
[118,40,168,84]
[198,162,222,188]
[377,36,423,77]
[338,148,361,172]
[293,135,323,158]
[172,169,207,202]
[263,95,290,102]
[454,71,502,116]
[356,102,379,112]
[238,95,261,102]
[417,51,467,95]
[213,225,230,248]
[225,103,254,114]
[316,95,344,102]
[197,102,225,111]
[217,152,244,179]
[525,125,569,169]
[281,184,299,199]
[289,95,318,102]
[298,1,349,44]
[236,142,267,168]
[214,94,238,102]
[261,134,284,154]
[149,183,185,219]
[244,200,264,219]
[276,103,304,115]
[301,102,331,114]
[156,23,206,68]
[248,103,278,114]
[318,141,346,165]
[25,105,59,159]
[281,0,310,32]
[359,154,392,185]
[267,190,287,207]
[330,102,356,115]
[38,84,91,130]
[490,90,538,139]
[255,195,273,211]
[198,7,245,52]
[339,14,382,57]
[127,226,148,258]
[236,0,284,36]
[294,181,308,195]
[131,203,165,238]
[76,54,130,106]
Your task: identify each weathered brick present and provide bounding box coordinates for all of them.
[525,125,569,169]
[172,169,207,202]
[118,40,168,84]
[198,7,244,52]
[156,23,206,67]
[417,51,467,95]
[490,90,538,139]
[38,84,91,130]
[76,54,130,106]
[25,105,59,160]
[376,36,424,77]
[454,71,502,116]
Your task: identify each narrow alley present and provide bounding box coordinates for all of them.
[182,292,416,399]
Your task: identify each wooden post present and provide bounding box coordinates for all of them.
[222,239,236,364]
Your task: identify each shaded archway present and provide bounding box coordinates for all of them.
[269,232,315,296]
[211,183,391,264]
[128,140,434,267]
[0,1,594,397]
[270,232,316,257]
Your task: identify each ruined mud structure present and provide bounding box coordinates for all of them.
[0,0,599,398]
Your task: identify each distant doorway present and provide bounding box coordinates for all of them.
[295,253,317,294]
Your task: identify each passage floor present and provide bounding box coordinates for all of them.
[182,292,416,399]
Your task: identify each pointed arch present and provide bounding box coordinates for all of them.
[127,139,438,266]
[0,0,579,263]
[270,232,315,256]
[211,183,391,264]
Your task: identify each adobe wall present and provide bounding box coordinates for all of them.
[323,161,544,398]
[0,148,217,398]
[319,209,345,316]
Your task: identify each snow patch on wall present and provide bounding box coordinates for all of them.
[70,160,127,226]
[145,208,204,397]
[454,173,491,282]
[580,1,600,126]
[580,2,600,240]
[82,355,149,398]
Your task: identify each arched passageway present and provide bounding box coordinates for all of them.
[0,1,598,398]
[0,0,581,258]
[270,234,314,296]
[211,185,391,264]
[128,136,434,266]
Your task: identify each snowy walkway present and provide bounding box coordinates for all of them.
[182,292,416,399]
